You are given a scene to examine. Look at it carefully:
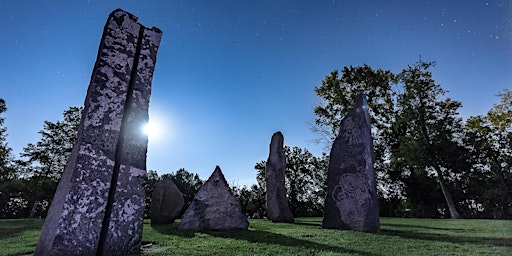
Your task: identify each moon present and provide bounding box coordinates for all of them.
[142,121,160,139]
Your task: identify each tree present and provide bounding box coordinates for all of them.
[312,60,471,218]
[312,65,397,201]
[390,60,466,218]
[15,106,82,217]
[0,98,19,218]
[21,107,82,180]
[313,65,396,144]
[143,170,162,218]
[255,146,328,217]
[164,168,203,216]
[0,98,15,182]
[143,169,204,219]
[464,89,512,218]
[232,184,266,218]
[0,100,62,218]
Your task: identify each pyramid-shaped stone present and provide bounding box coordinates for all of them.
[179,166,249,231]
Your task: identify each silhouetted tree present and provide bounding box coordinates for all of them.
[312,65,398,205]
[21,107,82,180]
[0,98,15,182]
[15,106,82,217]
[232,184,265,218]
[390,60,466,218]
[143,170,162,218]
[143,169,204,218]
[464,89,512,218]
[164,168,203,217]
[0,98,20,218]
[313,60,472,218]
[255,146,328,217]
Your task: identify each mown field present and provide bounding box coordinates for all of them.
[1,217,511,255]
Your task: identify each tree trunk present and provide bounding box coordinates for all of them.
[29,200,39,218]
[437,179,461,219]
[417,115,461,219]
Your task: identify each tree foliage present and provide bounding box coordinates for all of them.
[232,184,266,218]
[21,107,82,180]
[164,168,203,216]
[1,106,82,218]
[143,170,162,218]
[0,100,53,218]
[255,146,328,217]
[0,98,19,218]
[389,60,466,218]
[144,168,204,218]
[0,98,15,182]
[312,60,476,218]
[312,65,397,205]
[464,89,512,218]
[313,65,396,144]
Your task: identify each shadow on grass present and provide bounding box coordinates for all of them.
[0,219,43,240]
[382,223,469,232]
[152,224,378,256]
[151,223,194,238]
[380,228,512,249]
[0,228,25,240]
[292,221,322,228]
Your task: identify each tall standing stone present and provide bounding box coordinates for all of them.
[179,166,249,231]
[322,92,380,233]
[36,9,162,255]
[151,177,185,225]
[265,131,294,223]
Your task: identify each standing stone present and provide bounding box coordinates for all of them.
[151,177,185,225]
[265,131,294,223]
[322,92,380,233]
[36,9,162,255]
[179,166,249,231]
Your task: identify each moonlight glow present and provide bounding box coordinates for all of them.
[142,121,160,138]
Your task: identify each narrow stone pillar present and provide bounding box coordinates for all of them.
[265,131,294,223]
[36,9,162,255]
[322,92,380,233]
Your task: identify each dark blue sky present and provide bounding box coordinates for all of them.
[1,1,510,186]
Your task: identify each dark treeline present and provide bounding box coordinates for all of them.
[0,60,510,219]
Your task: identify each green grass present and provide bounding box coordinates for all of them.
[0,219,43,255]
[0,218,511,255]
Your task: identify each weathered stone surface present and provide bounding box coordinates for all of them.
[151,177,184,225]
[179,166,249,231]
[36,9,162,255]
[265,131,294,223]
[322,92,380,233]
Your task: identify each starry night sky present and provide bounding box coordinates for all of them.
[0,1,511,185]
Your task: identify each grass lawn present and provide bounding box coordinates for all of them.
[0,217,511,255]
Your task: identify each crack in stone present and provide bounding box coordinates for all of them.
[96,22,146,256]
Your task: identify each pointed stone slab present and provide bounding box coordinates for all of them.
[151,177,185,225]
[179,166,249,231]
[36,9,162,255]
[322,92,380,233]
[265,131,294,223]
